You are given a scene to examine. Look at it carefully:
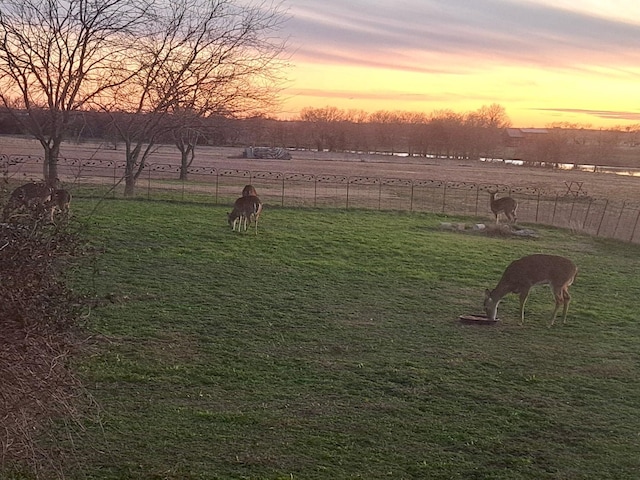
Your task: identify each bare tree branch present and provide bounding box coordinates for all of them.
[0,0,153,182]
[102,0,289,193]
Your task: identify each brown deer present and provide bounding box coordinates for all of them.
[228,195,263,234]
[3,182,54,221]
[489,189,518,224]
[50,189,72,217]
[242,184,258,197]
[484,254,578,327]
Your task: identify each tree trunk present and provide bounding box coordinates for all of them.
[179,145,195,181]
[124,156,137,196]
[124,171,136,196]
[42,140,61,185]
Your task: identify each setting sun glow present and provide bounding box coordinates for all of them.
[279,0,640,128]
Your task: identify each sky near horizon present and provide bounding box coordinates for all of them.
[278,0,640,128]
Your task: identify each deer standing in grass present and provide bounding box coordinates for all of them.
[50,189,72,217]
[489,189,518,224]
[3,182,54,221]
[484,254,578,327]
[228,195,263,234]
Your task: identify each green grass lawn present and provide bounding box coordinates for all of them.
[65,198,640,479]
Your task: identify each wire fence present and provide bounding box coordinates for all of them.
[3,154,640,244]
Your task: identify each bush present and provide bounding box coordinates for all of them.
[0,215,92,478]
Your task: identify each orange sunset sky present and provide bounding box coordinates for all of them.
[277,0,640,128]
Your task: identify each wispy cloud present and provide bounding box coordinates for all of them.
[286,0,640,74]
[286,87,508,105]
[535,108,640,122]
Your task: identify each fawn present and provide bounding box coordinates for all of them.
[228,195,263,234]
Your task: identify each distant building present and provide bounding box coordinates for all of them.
[503,128,549,160]
[504,128,548,147]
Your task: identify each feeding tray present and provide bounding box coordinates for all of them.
[458,313,499,325]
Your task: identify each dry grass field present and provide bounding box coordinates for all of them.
[2,135,639,202]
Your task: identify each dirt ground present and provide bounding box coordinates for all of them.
[2,136,639,203]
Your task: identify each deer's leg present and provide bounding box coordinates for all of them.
[549,288,567,327]
[561,288,571,324]
[518,290,530,325]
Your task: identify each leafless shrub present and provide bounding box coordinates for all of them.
[0,213,95,478]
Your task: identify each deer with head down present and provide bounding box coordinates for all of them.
[50,189,72,218]
[3,182,54,222]
[488,189,518,224]
[228,195,263,234]
[484,254,578,327]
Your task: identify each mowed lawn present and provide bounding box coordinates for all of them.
[67,198,640,479]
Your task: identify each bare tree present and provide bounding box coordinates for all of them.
[298,106,349,152]
[0,0,151,183]
[172,111,207,181]
[101,0,288,195]
[462,104,512,160]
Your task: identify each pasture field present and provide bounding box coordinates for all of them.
[2,136,640,202]
[60,198,640,479]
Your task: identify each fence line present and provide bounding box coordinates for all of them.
[2,154,639,244]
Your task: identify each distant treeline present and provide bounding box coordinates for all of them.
[2,105,638,167]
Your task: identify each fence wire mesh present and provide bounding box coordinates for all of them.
[2,154,639,243]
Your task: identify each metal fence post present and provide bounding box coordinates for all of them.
[147,165,151,200]
[596,199,608,236]
[113,163,117,197]
[215,172,219,204]
[474,185,479,216]
[583,199,593,230]
[442,183,447,213]
[281,176,285,207]
[569,196,577,224]
[630,208,640,243]
[410,183,414,213]
[613,200,626,238]
[346,178,350,209]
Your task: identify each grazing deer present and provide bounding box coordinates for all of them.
[242,184,258,197]
[228,195,263,234]
[489,190,518,224]
[3,182,54,221]
[484,254,578,327]
[50,189,72,217]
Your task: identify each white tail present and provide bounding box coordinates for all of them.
[489,190,518,224]
[242,184,258,197]
[3,182,54,221]
[228,195,263,234]
[484,254,578,326]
